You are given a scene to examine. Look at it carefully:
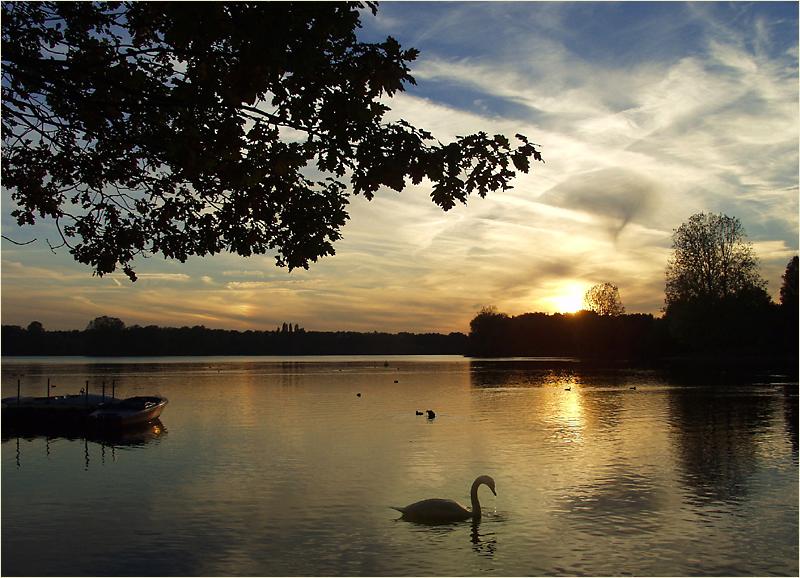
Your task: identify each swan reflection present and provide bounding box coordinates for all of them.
[471,520,497,557]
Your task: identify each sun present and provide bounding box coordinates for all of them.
[549,284,586,314]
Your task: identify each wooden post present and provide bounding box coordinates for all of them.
[85,380,89,406]
[17,378,20,405]
[47,378,51,400]
[102,381,105,400]
[111,379,116,399]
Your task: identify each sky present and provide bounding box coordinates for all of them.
[2,2,798,333]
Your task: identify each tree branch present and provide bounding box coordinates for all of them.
[1,235,37,246]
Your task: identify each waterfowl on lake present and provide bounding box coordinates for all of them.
[391,475,496,524]
[564,387,571,391]
[356,393,361,397]
[630,386,637,390]
[415,410,423,415]
[426,409,436,419]
[394,380,399,383]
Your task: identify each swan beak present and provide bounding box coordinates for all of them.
[491,487,497,496]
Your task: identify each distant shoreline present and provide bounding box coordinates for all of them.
[2,351,796,374]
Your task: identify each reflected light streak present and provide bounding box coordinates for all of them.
[545,373,585,444]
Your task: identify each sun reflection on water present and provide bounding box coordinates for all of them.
[546,374,585,444]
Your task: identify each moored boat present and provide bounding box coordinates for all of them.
[89,396,168,426]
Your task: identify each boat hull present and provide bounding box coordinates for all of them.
[89,396,168,426]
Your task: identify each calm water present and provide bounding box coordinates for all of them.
[2,356,797,576]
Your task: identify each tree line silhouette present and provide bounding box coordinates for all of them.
[2,319,467,357]
[3,215,796,363]
[466,306,793,362]
[469,214,797,364]
[468,309,670,359]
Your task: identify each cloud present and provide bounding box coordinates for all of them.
[539,168,660,239]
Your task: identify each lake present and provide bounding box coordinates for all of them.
[2,356,797,576]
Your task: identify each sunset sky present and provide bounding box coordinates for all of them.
[2,2,798,333]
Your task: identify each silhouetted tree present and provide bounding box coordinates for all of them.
[779,256,799,357]
[84,316,126,355]
[86,316,126,332]
[468,306,509,356]
[664,213,770,352]
[584,282,625,316]
[665,213,767,310]
[26,320,44,333]
[2,2,542,281]
[780,256,798,309]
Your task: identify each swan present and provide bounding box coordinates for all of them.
[391,475,496,524]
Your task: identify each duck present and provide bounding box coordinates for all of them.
[415,410,423,415]
[356,393,362,397]
[629,386,637,390]
[391,475,496,524]
[426,409,436,419]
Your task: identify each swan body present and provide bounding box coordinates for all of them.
[392,475,496,524]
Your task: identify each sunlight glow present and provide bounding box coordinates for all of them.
[548,283,587,313]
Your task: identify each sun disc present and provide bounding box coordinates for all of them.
[550,284,586,313]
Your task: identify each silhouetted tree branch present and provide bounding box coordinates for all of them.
[2,2,543,281]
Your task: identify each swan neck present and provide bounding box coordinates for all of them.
[470,479,482,519]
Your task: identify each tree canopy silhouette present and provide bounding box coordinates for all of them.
[86,315,125,331]
[665,213,767,310]
[664,212,771,352]
[780,256,798,309]
[1,2,543,281]
[584,282,625,316]
[779,256,799,356]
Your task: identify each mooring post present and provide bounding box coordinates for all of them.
[47,378,51,401]
[111,379,116,399]
[102,381,106,400]
[17,378,21,405]
[85,380,89,406]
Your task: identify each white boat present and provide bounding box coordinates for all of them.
[89,396,168,426]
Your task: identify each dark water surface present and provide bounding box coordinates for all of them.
[2,356,797,576]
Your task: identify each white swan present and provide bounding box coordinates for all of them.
[391,475,496,523]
